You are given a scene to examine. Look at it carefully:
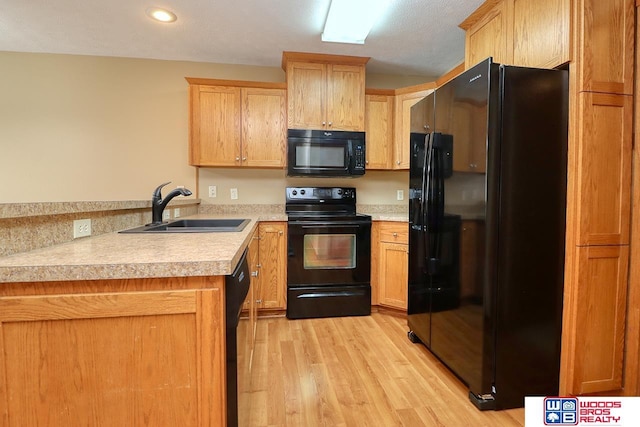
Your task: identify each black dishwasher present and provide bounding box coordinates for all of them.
[225,249,250,427]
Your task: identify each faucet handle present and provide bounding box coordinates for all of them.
[152,181,171,202]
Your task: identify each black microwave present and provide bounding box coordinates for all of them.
[287,129,366,177]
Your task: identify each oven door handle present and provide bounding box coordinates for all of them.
[299,224,364,229]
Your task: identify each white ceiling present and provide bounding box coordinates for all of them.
[0,0,484,77]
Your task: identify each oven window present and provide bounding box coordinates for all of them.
[303,234,356,269]
[296,145,345,168]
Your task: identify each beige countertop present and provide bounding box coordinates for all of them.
[0,214,286,283]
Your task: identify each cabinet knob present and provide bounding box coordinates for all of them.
[236,156,241,161]
[256,299,263,304]
[242,157,247,161]
[322,121,326,126]
[424,124,430,130]
[393,232,398,237]
[279,230,283,235]
[470,163,476,168]
[328,121,332,127]
[396,160,401,165]
[257,263,262,268]
[366,160,369,164]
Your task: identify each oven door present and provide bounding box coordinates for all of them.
[287,219,371,287]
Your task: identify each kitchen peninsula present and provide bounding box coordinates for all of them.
[0,214,271,427]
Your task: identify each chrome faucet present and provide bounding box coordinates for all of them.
[151,182,192,224]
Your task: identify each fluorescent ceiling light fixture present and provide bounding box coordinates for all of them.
[146,7,177,23]
[322,0,391,44]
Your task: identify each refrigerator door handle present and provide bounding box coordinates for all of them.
[421,133,432,274]
[430,133,446,275]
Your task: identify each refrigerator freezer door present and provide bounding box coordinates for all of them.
[430,58,493,399]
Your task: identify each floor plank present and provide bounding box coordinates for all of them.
[246,313,524,427]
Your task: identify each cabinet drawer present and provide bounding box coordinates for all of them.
[379,223,408,244]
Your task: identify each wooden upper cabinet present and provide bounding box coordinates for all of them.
[186,79,287,168]
[460,0,570,69]
[576,0,634,94]
[189,85,241,167]
[283,52,369,131]
[574,92,632,246]
[512,0,570,68]
[241,87,287,167]
[461,0,511,68]
[286,62,327,130]
[365,92,394,169]
[393,87,434,169]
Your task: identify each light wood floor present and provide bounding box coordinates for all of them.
[243,312,524,427]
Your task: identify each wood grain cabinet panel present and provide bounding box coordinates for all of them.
[365,93,394,169]
[574,92,632,246]
[284,54,367,132]
[376,222,409,310]
[393,89,433,169]
[461,0,570,69]
[189,85,241,166]
[462,0,511,68]
[0,283,226,427]
[563,245,629,394]
[576,0,634,94]
[241,87,287,168]
[285,62,327,130]
[188,81,286,167]
[258,222,287,311]
[512,0,570,68]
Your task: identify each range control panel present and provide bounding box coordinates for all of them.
[286,187,356,202]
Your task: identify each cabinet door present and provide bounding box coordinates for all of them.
[574,93,632,246]
[0,288,225,427]
[563,245,629,394]
[327,64,366,131]
[241,88,287,168]
[258,222,287,310]
[365,94,394,169]
[512,0,570,68]
[190,85,241,166]
[464,0,512,68]
[286,62,327,130]
[577,0,634,94]
[394,89,432,169]
[378,241,408,310]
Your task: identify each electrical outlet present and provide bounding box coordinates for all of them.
[397,190,404,201]
[230,188,238,200]
[73,219,92,238]
[174,208,181,218]
[163,210,171,221]
[208,185,217,198]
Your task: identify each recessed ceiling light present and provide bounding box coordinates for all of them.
[146,7,177,23]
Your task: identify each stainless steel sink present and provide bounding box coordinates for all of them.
[120,218,250,233]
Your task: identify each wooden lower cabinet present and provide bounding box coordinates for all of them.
[0,276,226,427]
[561,245,629,395]
[374,222,409,310]
[257,222,287,311]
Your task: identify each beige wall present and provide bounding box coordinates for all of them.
[198,168,409,205]
[0,51,428,204]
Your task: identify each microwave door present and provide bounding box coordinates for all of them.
[290,141,349,175]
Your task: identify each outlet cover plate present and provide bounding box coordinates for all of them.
[73,219,92,238]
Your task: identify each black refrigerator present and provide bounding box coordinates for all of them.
[407,58,569,410]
